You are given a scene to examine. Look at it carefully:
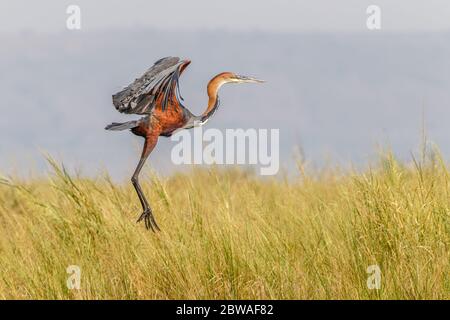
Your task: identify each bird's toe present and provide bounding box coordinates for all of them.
[137,209,159,232]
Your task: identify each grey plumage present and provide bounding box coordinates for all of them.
[105,120,139,131]
[112,56,185,115]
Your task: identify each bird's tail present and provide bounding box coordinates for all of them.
[105,120,138,131]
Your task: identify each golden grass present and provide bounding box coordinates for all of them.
[0,151,448,299]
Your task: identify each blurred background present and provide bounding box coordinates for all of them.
[1,0,450,178]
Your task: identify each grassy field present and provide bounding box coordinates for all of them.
[0,151,449,299]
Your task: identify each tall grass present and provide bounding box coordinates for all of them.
[0,150,448,299]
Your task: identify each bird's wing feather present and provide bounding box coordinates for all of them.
[112,56,187,115]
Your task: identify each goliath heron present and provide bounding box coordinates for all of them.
[106,57,264,231]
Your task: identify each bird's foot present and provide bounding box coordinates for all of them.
[137,208,160,232]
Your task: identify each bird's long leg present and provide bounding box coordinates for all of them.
[132,136,160,231]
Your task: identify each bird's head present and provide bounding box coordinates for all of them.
[202,71,264,124]
[207,72,264,96]
[218,72,265,84]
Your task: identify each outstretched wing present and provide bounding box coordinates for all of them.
[112,57,189,115]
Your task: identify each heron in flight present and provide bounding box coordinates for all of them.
[106,57,264,231]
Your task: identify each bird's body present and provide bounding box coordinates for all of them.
[106,57,263,231]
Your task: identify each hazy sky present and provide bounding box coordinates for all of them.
[1,2,450,178]
[1,0,450,34]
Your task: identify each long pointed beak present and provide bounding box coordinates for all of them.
[235,75,265,83]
